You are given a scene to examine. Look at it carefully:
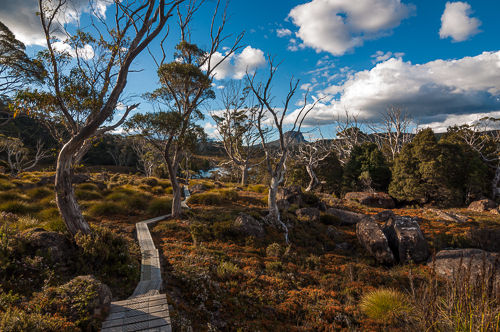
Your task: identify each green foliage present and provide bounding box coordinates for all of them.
[343,143,391,192]
[87,201,123,217]
[0,201,41,215]
[76,183,99,191]
[389,128,490,206]
[266,242,283,258]
[75,189,102,201]
[74,226,140,299]
[247,184,267,193]
[0,307,77,332]
[360,288,410,323]
[147,198,173,216]
[0,179,15,191]
[26,187,52,200]
[216,261,240,280]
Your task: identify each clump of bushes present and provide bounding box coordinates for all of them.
[216,261,240,280]
[187,190,239,206]
[0,201,41,215]
[247,184,267,193]
[75,189,102,201]
[266,242,283,258]
[26,187,52,200]
[0,307,77,332]
[87,201,123,217]
[147,198,172,216]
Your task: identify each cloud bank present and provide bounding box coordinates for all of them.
[286,51,500,129]
[288,0,415,56]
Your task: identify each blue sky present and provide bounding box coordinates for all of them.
[1,0,499,138]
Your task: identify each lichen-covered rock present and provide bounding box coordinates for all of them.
[430,249,499,292]
[356,218,395,265]
[345,192,395,209]
[233,213,265,238]
[296,207,320,222]
[325,208,364,225]
[468,199,497,212]
[383,216,429,264]
[22,228,73,264]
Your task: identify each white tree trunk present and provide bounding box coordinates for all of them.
[240,164,249,186]
[492,165,500,199]
[305,164,318,192]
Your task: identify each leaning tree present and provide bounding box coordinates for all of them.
[212,80,262,185]
[12,0,186,236]
[247,57,319,243]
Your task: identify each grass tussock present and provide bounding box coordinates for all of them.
[87,201,123,217]
[360,288,410,324]
[147,198,173,216]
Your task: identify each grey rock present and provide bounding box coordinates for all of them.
[296,207,320,222]
[345,192,395,209]
[373,210,395,222]
[383,216,429,264]
[356,218,395,265]
[430,249,499,292]
[234,213,265,238]
[326,208,365,225]
[468,199,497,212]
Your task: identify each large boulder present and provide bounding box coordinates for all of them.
[296,207,320,222]
[233,213,265,238]
[468,199,497,212]
[356,218,395,265]
[344,192,395,209]
[383,216,429,264]
[467,228,500,252]
[22,228,73,264]
[326,208,365,225]
[430,249,499,292]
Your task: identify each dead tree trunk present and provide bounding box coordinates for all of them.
[305,163,319,192]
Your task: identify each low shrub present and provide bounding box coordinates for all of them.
[147,198,172,216]
[74,226,140,299]
[219,190,239,201]
[188,193,223,205]
[216,261,240,280]
[106,190,150,211]
[266,242,283,258]
[75,189,102,201]
[247,184,267,194]
[0,307,77,332]
[26,187,52,200]
[140,177,159,187]
[360,288,410,324]
[0,201,41,215]
[76,183,99,191]
[0,179,15,191]
[87,201,124,217]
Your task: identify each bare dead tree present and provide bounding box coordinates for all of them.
[129,136,161,177]
[368,107,414,160]
[212,80,262,185]
[457,118,500,199]
[247,57,319,243]
[19,0,186,236]
[0,135,51,174]
[293,130,333,192]
[332,110,368,165]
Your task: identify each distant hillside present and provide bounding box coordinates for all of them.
[268,131,307,147]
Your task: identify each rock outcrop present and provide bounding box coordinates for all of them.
[344,192,395,209]
[326,208,365,225]
[430,249,499,292]
[233,213,265,238]
[468,199,497,212]
[356,218,395,265]
[383,216,429,264]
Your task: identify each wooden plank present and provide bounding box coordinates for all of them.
[102,213,172,331]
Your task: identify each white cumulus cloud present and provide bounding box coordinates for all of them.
[371,50,405,63]
[439,1,481,42]
[288,0,415,56]
[209,46,266,80]
[276,28,292,37]
[0,0,112,46]
[285,51,500,128]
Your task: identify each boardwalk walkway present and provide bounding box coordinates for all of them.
[102,215,171,332]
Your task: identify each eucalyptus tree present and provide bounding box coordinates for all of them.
[127,0,243,218]
[212,81,262,185]
[247,57,319,243]
[11,0,186,236]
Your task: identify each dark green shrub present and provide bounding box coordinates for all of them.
[0,201,41,215]
[75,189,102,201]
[147,198,172,216]
[87,202,124,217]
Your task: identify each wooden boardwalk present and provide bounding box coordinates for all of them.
[102,215,171,332]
